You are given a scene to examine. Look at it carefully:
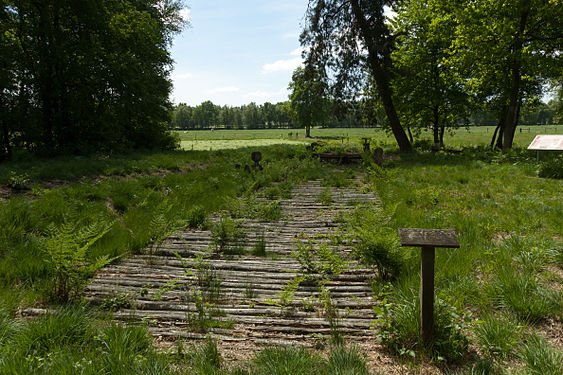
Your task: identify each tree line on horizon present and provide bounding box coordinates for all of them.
[169,98,560,131]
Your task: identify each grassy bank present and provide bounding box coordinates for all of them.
[0,132,562,374]
[354,148,562,372]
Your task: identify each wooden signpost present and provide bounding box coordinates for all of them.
[398,228,460,343]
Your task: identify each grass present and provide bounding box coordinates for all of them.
[0,305,175,374]
[1,127,562,373]
[474,313,521,360]
[180,138,306,151]
[360,144,562,367]
[0,144,328,303]
[174,125,563,150]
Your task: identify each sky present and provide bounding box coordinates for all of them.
[170,1,309,107]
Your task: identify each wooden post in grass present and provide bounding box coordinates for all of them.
[398,228,459,343]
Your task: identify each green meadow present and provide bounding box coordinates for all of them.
[176,125,563,150]
[0,127,561,374]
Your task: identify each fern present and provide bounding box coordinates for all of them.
[44,220,115,302]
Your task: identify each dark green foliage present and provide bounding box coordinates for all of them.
[374,289,469,362]
[1,0,185,157]
[539,154,563,179]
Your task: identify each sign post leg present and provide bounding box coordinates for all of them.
[420,246,435,343]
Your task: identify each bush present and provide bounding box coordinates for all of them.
[538,154,563,179]
[349,207,409,279]
[373,289,469,362]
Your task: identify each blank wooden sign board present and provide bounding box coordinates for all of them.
[398,228,460,343]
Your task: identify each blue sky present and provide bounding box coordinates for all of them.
[170,1,308,107]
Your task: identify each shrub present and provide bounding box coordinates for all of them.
[373,289,469,362]
[7,171,30,190]
[43,220,115,302]
[538,154,563,179]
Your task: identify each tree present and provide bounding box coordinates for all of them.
[288,66,329,137]
[242,102,262,129]
[172,103,192,129]
[301,0,412,151]
[444,0,562,150]
[391,0,471,147]
[1,0,186,157]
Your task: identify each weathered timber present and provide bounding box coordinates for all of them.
[85,179,380,349]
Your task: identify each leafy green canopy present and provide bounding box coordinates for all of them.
[442,0,563,149]
[301,0,412,151]
[288,66,329,137]
[390,0,472,147]
[0,0,186,158]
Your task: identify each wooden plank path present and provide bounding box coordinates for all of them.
[85,179,381,355]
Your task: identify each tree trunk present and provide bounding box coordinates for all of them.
[433,105,440,146]
[492,106,507,149]
[349,0,412,152]
[496,123,504,150]
[490,123,500,149]
[439,124,445,148]
[407,126,413,144]
[502,8,529,151]
[306,125,311,138]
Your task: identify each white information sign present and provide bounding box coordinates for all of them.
[527,135,563,151]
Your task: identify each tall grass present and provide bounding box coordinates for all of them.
[363,147,562,363]
[0,145,327,303]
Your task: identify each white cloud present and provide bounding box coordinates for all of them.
[262,57,302,74]
[179,8,191,22]
[290,47,303,56]
[244,88,288,102]
[173,72,193,79]
[209,86,240,93]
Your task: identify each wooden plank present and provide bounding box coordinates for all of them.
[398,228,459,248]
[85,178,381,348]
